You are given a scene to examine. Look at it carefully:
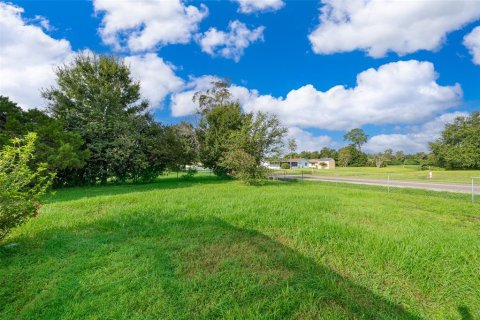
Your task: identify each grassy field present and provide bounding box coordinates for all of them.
[1,176,479,319]
[286,165,480,184]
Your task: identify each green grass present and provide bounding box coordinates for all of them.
[286,166,480,183]
[1,176,479,319]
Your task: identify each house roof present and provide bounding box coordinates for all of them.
[269,158,307,162]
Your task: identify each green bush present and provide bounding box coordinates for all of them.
[182,167,198,180]
[0,133,54,240]
[280,163,290,169]
[221,149,268,184]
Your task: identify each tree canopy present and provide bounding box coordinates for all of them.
[430,112,480,169]
[194,80,286,181]
[344,128,368,150]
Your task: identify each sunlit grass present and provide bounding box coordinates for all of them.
[1,176,479,319]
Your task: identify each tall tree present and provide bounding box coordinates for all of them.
[197,102,244,175]
[193,80,286,179]
[430,112,480,169]
[287,138,297,158]
[222,112,286,183]
[344,128,368,150]
[42,53,152,183]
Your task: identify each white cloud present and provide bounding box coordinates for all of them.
[233,0,284,13]
[0,2,73,109]
[464,26,480,65]
[198,20,264,62]
[309,0,480,57]
[170,75,220,116]
[234,60,462,130]
[364,112,469,153]
[94,0,208,52]
[171,61,462,130]
[286,127,335,152]
[125,53,184,108]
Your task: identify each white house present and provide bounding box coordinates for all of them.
[265,158,309,169]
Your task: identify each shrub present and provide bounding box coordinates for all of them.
[182,167,198,180]
[0,133,54,240]
[280,163,290,169]
[221,149,268,184]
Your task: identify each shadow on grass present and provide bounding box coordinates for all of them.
[458,305,475,320]
[1,214,422,319]
[44,175,232,204]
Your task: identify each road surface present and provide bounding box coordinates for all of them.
[273,174,478,194]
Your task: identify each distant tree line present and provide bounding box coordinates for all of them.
[285,115,480,170]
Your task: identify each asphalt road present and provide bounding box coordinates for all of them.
[274,174,479,194]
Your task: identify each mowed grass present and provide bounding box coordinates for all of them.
[287,166,480,184]
[1,176,479,319]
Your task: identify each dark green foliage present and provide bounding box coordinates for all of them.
[43,54,150,184]
[319,147,339,161]
[221,112,286,183]
[338,145,368,167]
[194,81,286,181]
[41,53,192,184]
[0,96,89,186]
[181,167,197,180]
[296,148,338,161]
[197,102,245,176]
[430,112,480,169]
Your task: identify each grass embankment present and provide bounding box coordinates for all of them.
[1,176,479,319]
[287,166,480,184]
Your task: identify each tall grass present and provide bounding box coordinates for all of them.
[1,176,479,319]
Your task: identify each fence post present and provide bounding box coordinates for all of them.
[472,178,475,203]
[388,174,390,193]
[302,170,304,182]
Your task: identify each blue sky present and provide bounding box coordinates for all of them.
[1,0,479,153]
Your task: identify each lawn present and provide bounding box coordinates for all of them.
[287,165,480,184]
[1,176,479,319]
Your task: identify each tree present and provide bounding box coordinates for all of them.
[42,53,163,184]
[287,138,297,158]
[0,96,89,186]
[0,133,54,240]
[344,128,368,150]
[319,147,338,160]
[221,112,286,183]
[193,79,232,114]
[194,80,286,180]
[338,147,352,167]
[430,112,480,169]
[373,153,387,168]
[197,102,244,176]
[339,145,368,167]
